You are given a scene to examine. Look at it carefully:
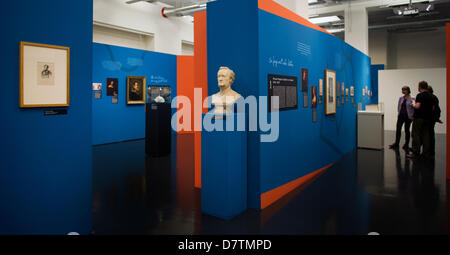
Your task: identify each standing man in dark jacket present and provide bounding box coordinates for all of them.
[407,81,434,159]
[427,85,442,156]
[389,86,415,150]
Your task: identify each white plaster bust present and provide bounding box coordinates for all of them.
[211,67,242,114]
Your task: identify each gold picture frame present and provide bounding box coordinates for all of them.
[324,69,336,115]
[20,41,70,108]
[127,76,146,104]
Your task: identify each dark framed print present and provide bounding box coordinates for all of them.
[106,78,118,96]
[20,41,70,108]
[301,68,308,92]
[268,74,298,112]
[127,76,146,104]
[311,86,317,108]
[324,69,336,115]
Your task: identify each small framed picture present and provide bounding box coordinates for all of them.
[112,96,118,104]
[319,79,323,104]
[311,86,317,108]
[20,41,70,108]
[324,69,336,115]
[94,91,102,99]
[92,83,102,91]
[301,68,308,92]
[127,76,146,104]
[106,78,118,96]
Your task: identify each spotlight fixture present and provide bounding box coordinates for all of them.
[392,1,434,16]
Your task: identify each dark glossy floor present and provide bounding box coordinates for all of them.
[93,131,449,235]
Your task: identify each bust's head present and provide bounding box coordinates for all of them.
[217,67,235,90]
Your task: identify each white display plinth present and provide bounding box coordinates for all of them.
[357,111,384,150]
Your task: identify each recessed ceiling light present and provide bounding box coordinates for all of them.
[326,28,344,33]
[308,16,340,25]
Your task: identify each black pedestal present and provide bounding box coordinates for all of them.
[145,103,171,156]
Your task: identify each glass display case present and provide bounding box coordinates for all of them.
[148,85,171,103]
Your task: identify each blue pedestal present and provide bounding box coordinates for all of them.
[201,113,247,220]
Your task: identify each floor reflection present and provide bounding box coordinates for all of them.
[93,131,447,235]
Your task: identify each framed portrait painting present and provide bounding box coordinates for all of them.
[20,41,70,108]
[324,69,336,115]
[127,76,146,104]
[106,78,118,96]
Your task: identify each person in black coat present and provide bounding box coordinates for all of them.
[427,85,442,156]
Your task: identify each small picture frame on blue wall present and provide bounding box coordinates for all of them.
[106,78,119,96]
[301,68,308,92]
[20,41,70,108]
[311,86,317,108]
[94,91,102,99]
[127,76,146,104]
[324,69,336,115]
[112,96,118,104]
[318,79,323,104]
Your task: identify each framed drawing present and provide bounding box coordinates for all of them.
[324,69,336,115]
[127,76,146,104]
[20,41,70,108]
[106,78,118,96]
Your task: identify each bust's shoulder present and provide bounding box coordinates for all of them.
[230,90,242,98]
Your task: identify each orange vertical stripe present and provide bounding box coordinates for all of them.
[260,163,333,209]
[194,11,208,188]
[258,0,332,36]
[176,55,195,134]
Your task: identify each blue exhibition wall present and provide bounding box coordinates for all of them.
[207,0,261,208]
[370,64,385,104]
[0,0,93,234]
[92,43,177,145]
[258,9,372,195]
[207,0,372,209]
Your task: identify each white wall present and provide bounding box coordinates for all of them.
[369,27,446,69]
[369,29,387,66]
[93,0,194,55]
[93,24,155,51]
[387,27,446,69]
[273,0,308,18]
[379,68,446,134]
[345,5,369,55]
[181,41,194,56]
